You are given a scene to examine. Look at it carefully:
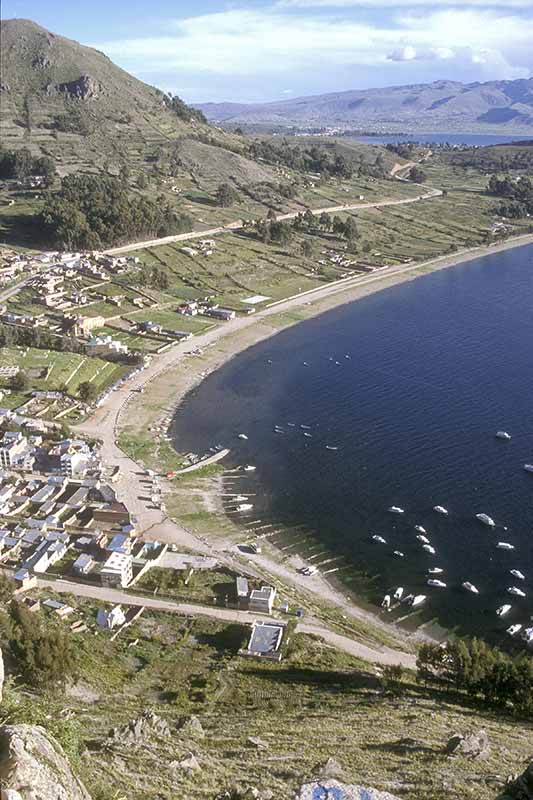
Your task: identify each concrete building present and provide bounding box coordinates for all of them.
[96,605,126,630]
[86,335,129,357]
[73,553,96,576]
[248,585,277,614]
[100,552,133,588]
[0,432,29,469]
[241,621,284,661]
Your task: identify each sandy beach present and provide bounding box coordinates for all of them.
[77,230,533,663]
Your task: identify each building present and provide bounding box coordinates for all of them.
[236,576,249,610]
[96,605,126,630]
[240,621,284,661]
[206,307,236,321]
[248,585,277,614]
[100,552,133,588]
[0,432,29,469]
[66,314,105,337]
[86,335,128,357]
[72,553,96,576]
[93,501,131,528]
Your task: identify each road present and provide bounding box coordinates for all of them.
[38,576,416,667]
[103,183,441,255]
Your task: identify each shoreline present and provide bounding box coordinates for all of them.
[78,231,533,661]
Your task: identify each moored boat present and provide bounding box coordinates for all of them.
[433,505,448,515]
[476,513,495,527]
[508,586,526,597]
[462,581,479,594]
[496,604,512,617]
[427,579,447,588]
[495,431,511,440]
[507,624,522,636]
[388,506,405,514]
[510,569,525,580]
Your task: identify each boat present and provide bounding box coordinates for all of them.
[507,624,522,636]
[372,535,387,544]
[303,432,312,438]
[236,503,253,512]
[496,604,512,617]
[414,525,427,533]
[243,465,256,471]
[248,542,262,554]
[508,586,526,597]
[287,423,296,427]
[462,582,479,594]
[234,495,248,502]
[427,579,447,588]
[325,445,338,451]
[416,534,430,544]
[422,544,436,554]
[495,431,511,440]
[428,567,444,574]
[381,595,391,610]
[410,595,427,607]
[393,587,404,601]
[521,627,533,644]
[301,565,317,576]
[510,569,525,580]
[393,550,405,557]
[497,542,515,550]
[402,594,414,605]
[388,506,405,514]
[476,513,495,527]
[300,424,311,430]
[238,433,248,440]
[524,464,533,473]
[433,505,448,515]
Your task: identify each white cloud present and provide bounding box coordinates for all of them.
[279,0,532,7]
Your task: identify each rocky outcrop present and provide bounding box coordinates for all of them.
[296,780,402,800]
[0,648,4,703]
[497,762,533,800]
[107,711,171,747]
[178,715,205,739]
[47,74,102,100]
[446,730,490,759]
[0,725,91,800]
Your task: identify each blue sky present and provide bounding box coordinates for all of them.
[3,0,533,103]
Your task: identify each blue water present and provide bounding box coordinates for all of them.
[351,133,531,147]
[172,244,533,642]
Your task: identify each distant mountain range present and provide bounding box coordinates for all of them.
[196,79,533,133]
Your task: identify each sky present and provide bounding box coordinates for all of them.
[3,0,533,104]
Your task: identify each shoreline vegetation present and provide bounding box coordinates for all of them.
[87,227,533,664]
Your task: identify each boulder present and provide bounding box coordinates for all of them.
[247,737,269,750]
[295,779,402,800]
[313,757,345,779]
[0,724,91,800]
[178,715,205,739]
[108,710,171,747]
[446,730,490,759]
[497,762,533,800]
[179,752,201,773]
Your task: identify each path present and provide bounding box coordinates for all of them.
[37,576,416,667]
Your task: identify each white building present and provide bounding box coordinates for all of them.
[248,585,277,614]
[100,552,133,588]
[96,605,126,630]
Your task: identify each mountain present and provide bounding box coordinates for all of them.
[196,78,533,133]
[0,18,262,180]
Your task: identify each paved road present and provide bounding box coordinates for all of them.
[38,576,415,667]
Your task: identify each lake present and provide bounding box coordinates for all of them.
[350,133,531,147]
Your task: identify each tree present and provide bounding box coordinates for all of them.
[11,371,29,392]
[301,240,314,259]
[408,166,427,183]
[78,381,97,403]
[216,182,239,207]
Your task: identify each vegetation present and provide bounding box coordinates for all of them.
[0,146,55,185]
[216,182,240,207]
[487,173,533,217]
[408,165,427,183]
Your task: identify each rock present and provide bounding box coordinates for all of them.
[0,648,4,703]
[296,779,402,800]
[178,715,205,739]
[179,752,201,773]
[108,710,171,747]
[247,736,269,750]
[313,757,344,779]
[47,74,102,100]
[0,724,91,800]
[446,730,490,759]
[497,761,533,800]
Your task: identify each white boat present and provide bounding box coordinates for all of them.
[427,579,447,588]
[416,534,430,544]
[507,624,522,636]
[372,535,387,544]
[325,446,338,451]
[423,544,436,554]
[508,586,526,597]
[510,569,525,580]
[236,503,253,512]
[433,505,448,515]
[393,550,405,557]
[476,513,495,527]
[496,604,512,617]
[521,627,533,644]
[238,433,248,440]
[381,594,391,610]
[428,567,444,574]
[243,465,256,472]
[497,542,515,550]
[303,432,312,438]
[394,587,404,601]
[388,506,405,514]
[462,582,479,594]
[411,594,427,607]
[414,525,427,533]
[234,495,248,502]
[495,431,511,440]
[300,424,311,430]
[524,464,533,473]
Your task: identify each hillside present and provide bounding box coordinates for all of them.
[196,78,533,133]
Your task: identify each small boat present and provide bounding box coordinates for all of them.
[427,579,447,588]
[388,506,405,514]
[508,586,526,597]
[433,505,448,515]
[301,565,318,576]
[416,534,430,544]
[497,542,515,550]
[236,503,253,512]
[325,445,338,451]
[234,495,248,502]
[381,594,391,610]
[238,433,248,440]
[521,627,533,644]
[476,513,495,527]
[423,544,436,554]
[303,432,312,438]
[274,428,284,434]
[524,464,533,473]
[243,465,256,472]
[287,423,296,427]
[495,431,511,440]
[372,535,387,544]
[393,550,405,557]
[300,424,311,430]
[303,362,309,366]
[410,594,427,607]
[394,587,404,601]
[414,525,427,533]
[496,604,512,617]
[510,569,525,580]
[462,582,479,594]
[402,594,414,605]
[507,624,522,636]
[428,567,444,574]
